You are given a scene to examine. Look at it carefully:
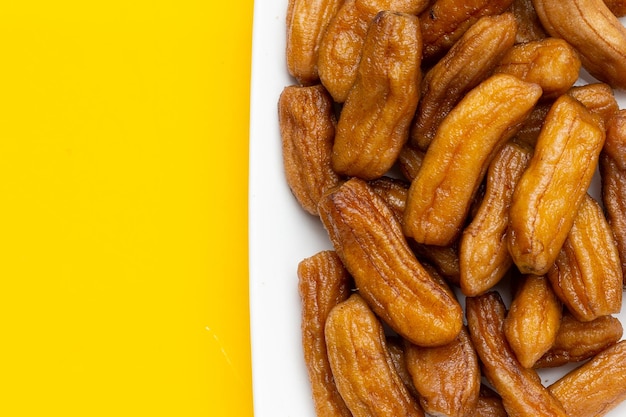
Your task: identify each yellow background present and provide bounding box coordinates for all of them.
[0,1,254,416]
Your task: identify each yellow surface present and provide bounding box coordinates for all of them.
[0,1,254,416]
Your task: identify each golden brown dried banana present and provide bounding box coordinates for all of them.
[460,140,532,297]
[600,108,626,286]
[508,94,606,275]
[278,84,341,215]
[535,313,624,368]
[332,11,421,180]
[404,327,481,417]
[403,74,542,246]
[325,294,425,417]
[493,37,581,100]
[318,178,463,347]
[286,0,344,84]
[503,274,562,368]
[547,194,623,322]
[549,341,626,417]
[297,251,353,417]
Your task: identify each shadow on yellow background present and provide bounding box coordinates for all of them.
[0,1,254,415]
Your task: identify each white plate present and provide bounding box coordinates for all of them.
[248,1,626,415]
